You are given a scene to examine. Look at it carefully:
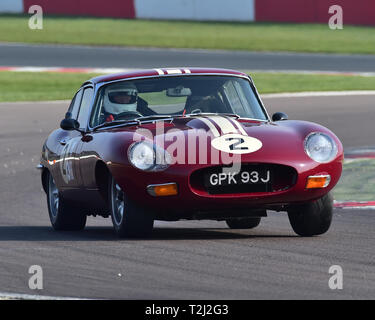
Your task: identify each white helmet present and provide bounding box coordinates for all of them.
[104,82,138,115]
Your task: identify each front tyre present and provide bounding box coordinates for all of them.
[109,176,154,238]
[46,172,87,231]
[287,193,333,237]
[226,217,261,229]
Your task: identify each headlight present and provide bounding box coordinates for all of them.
[304,132,338,163]
[128,141,172,171]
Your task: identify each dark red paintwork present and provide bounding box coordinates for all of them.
[40,68,343,220]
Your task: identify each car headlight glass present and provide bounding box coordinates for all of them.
[128,141,172,171]
[304,132,338,163]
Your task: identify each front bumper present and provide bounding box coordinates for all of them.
[111,158,342,218]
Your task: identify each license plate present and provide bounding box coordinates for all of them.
[204,168,272,194]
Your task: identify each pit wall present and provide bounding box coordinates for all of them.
[2,0,374,26]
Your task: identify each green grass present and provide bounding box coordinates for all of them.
[1,71,375,102]
[251,73,375,93]
[333,159,375,201]
[0,72,99,102]
[1,15,375,54]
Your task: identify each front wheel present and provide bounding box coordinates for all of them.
[46,171,86,231]
[109,176,154,238]
[287,193,333,237]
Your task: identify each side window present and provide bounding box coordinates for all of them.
[90,91,105,128]
[67,89,83,120]
[77,87,94,130]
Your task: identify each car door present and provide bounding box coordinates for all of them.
[73,86,95,187]
[57,89,84,189]
[57,86,94,190]
[77,87,105,190]
[50,88,83,190]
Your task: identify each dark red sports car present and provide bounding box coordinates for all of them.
[39,68,343,237]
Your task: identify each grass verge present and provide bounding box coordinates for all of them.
[1,71,375,102]
[1,15,375,54]
[333,159,375,201]
[251,73,375,93]
[0,72,99,102]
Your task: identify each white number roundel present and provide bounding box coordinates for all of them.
[211,133,262,154]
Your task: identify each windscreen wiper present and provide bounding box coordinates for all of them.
[93,119,138,131]
[93,115,174,131]
[184,112,240,119]
[135,115,174,122]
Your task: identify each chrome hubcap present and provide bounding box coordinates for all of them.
[112,181,125,225]
[48,175,59,218]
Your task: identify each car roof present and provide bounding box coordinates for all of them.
[87,68,249,85]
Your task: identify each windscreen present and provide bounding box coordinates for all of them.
[90,75,267,127]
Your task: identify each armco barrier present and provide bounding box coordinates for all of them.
[1,0,374,26]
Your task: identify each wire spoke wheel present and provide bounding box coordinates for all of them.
[46,171,86,231]
[109,176,154,238]
[112,180,125,226]
[48,174,59,219]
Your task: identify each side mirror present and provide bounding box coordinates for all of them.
[272,112,289,122]
[60,118,80,131]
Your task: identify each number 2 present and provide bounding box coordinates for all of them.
[225,137,248,151]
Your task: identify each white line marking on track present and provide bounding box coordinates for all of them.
[0,100,70,106]
[0,66,138,74]
[0,292,88,300]
[262,91,375,98]
[246,69,375,77]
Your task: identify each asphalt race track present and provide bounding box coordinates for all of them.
[2,43,375,72]
[0,94,374,299]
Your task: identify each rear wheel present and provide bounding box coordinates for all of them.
[46,172,86,231]
[287,193,333,237]
[226,217,261,229]
[109,176,154,238]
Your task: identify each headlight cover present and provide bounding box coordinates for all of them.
[128,141,172,171]
[304,132,338,163]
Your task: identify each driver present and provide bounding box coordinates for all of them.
[103,83,138,122]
